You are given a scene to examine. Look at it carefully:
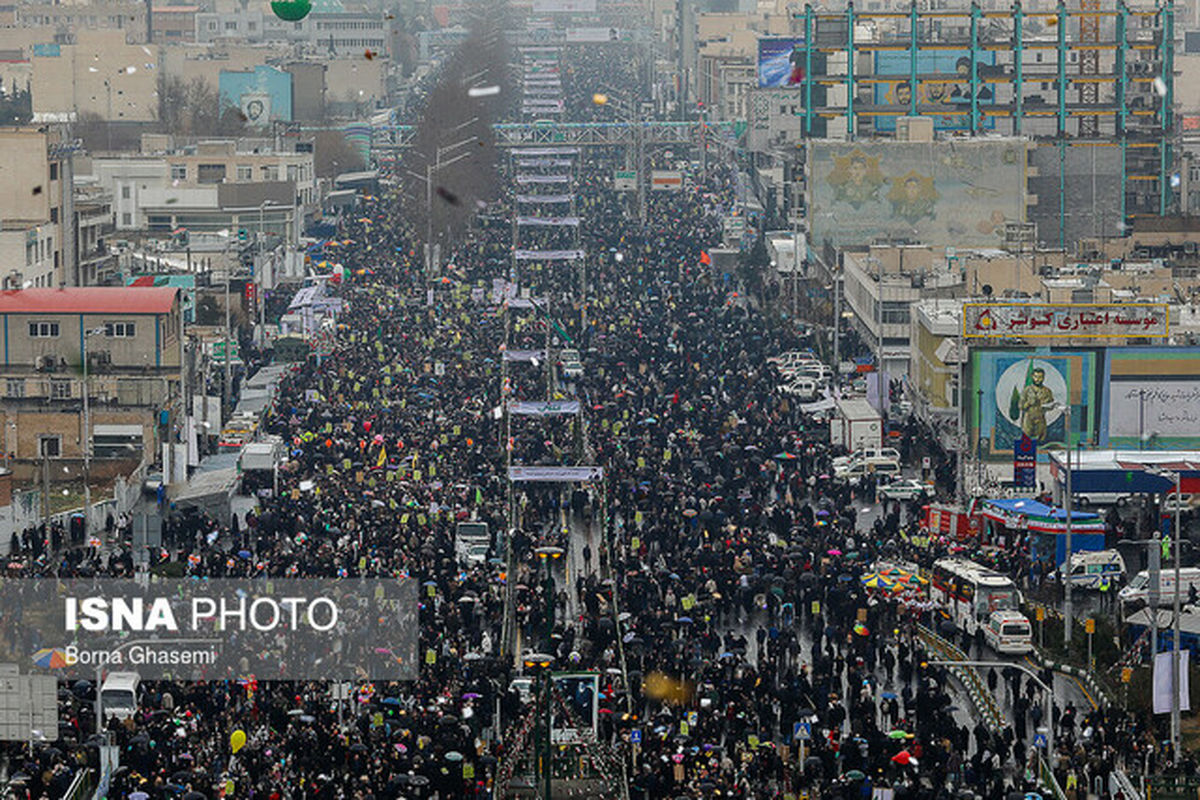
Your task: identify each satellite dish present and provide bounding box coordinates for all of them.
[981,284,993,297]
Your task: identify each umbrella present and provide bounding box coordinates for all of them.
[675,616,693,625]
[887,730,911,739]
[845,770,866,780]
[31,649,67,669]
[881,692,898,700]
[288,709,306,716]
[891,751,917,766]
[853,623,869,636]
[382,697,401,706]
[773,452,798,460]
[445,751,463,762]
[826,548,842,556]
[462,692,482,700]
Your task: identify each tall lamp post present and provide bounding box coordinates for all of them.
[81,326,105,539]
[533,546,563,800]
[1053,402,1074,645]
[405,118,479,276]
[1149,467,1184,764]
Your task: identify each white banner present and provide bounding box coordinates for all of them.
[516,159,574,168]
[514,249,586,261]
[513,148,580,157]
[517,175,571,184]
[516,194,573,204]
[502,350,547,362]
[532,0,597,12]
[1153,650,1191,714]
[508,400,581,415]
[516,216,580,227]
[509,466,604,482]
[1110,382,1200,442]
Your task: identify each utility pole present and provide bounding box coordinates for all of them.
[1063,403,1073,646]
[81,326,103,539]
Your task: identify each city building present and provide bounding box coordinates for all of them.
[0,287,182,477]
[0,127,72,288]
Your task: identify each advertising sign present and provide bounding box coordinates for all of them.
[1105,347,1200,449]
[964,303,1169,339]
[757,38,806,88]
[969,349,1098,458]
[1013,435,1037,489]
[551,673,599,744]
[872,50,997,131]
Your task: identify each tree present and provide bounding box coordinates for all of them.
[157,75,247,137]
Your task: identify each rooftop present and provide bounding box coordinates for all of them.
[0,287,178,315]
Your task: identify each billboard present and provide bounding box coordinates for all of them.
[963,303,1169,340]
[872,50,997,132]
[807,140,1027,248]
[1103,347,1200,449]
[758,38,806,88]
[551,673,598,744]
[969,349,1099,459]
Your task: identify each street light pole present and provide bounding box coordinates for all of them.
[81,327,97,539]
[1172,470,1182,765]
[1063,402,1073,646]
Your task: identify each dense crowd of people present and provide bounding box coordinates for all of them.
[0,15,1189,800]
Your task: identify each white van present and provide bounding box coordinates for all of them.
[834,447,901,470]
[834,458,900,481]
[1059,550,1126,590]
[1119,567,1200,606]
[99,672,140,721]
[779,377,821,401]
[983,610,1033,654]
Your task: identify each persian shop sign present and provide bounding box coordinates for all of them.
[962,302,1168,339]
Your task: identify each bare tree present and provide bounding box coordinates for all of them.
[157,75,248,137]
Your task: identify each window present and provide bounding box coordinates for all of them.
[197,163,226,184]
[122,212,132,226]
[208,20,217,31]
[247,20,255,30]
[170,164,187,181]
[224,20,237,30]
[121,185,131,199]
[49,163,58,181]
[105,322,136,338]
[50,207,57,223]
[28,321,59,338]
[5,379,24,398]
[260,165,278,181]
[38,435,60,458]
[236,165,253,181]
[50,379,71,399]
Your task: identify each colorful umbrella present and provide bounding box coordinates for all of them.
[32,648,67,669]
[853,623,869,636]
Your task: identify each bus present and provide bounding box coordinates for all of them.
[930,557,1026,637]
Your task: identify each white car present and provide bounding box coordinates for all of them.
[562,360,584,379]
[878,479,932,501]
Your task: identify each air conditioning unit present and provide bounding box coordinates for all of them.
[35,355,57,372]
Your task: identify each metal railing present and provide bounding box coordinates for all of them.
[58,767,94,800]
[1036,752,1068,800]
[917,624,1005,731]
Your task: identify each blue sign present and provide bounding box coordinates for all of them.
[1033,732,1047,749]
[1013,435,1037,489]
[793,721,812,741]
[630,729,641,744]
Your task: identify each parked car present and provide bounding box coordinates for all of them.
[878,478,933,501]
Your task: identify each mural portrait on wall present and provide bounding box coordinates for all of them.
[826,148,886,210]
